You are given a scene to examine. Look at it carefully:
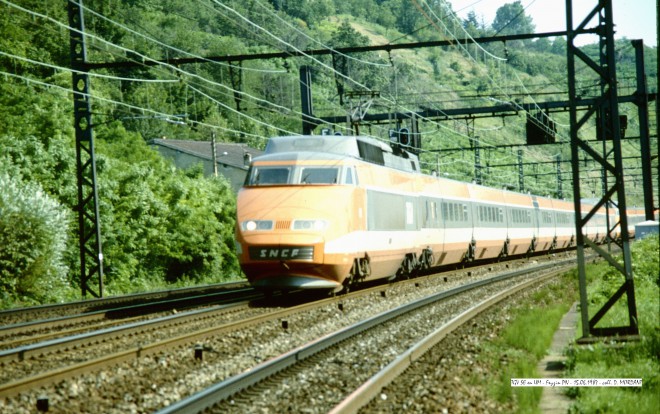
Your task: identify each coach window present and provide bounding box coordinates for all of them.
[248,166,291,185]
[430,201,438,223]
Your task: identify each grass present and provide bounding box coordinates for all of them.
[564,235,659,414]
[470,271,578,413]
[468,235,659,413]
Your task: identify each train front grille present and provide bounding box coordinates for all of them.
[276,220,291,230]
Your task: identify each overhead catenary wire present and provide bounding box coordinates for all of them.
[1,0,289,114]
[252,0,392,68]
[82,1,287,74]
[408,0,573,169]
[5,2,640,192]
[0,68,270,140]
[187,84,299,136]
[81,0,383,137]
[2,0,347,140]
[204,0,467,140]
[0,50,180,83]
[4,1,556,169]
[73,0,516,147]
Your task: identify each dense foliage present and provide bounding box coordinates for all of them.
[0,1,656,306]
[0,78,239,307]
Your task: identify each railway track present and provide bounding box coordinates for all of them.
[0,270,433,400]
[0,280,250,327]
[0,253,577,413]
[0,289,268,391]
[156,258,571,414]
[0,286,259,350]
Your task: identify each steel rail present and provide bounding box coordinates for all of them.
[328,267,569,414]
[0,287,256,338]
[0,280,249,323]
[0,275,408,398]
[1,314,146,350]
[154,258,575,414]
[0,299,255,398]
[0,290,262,365]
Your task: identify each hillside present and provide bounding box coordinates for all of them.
[0,0,656,305]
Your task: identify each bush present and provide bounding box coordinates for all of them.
[0,172,73,307]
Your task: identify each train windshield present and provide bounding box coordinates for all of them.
[246,165,349,186]
[248,166,291,185]
[300,167,339,184]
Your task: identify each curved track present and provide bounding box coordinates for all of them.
[156,257,575,414]
[0,253,581,413]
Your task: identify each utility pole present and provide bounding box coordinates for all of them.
[556,154,563,199]
[473,136,482,185]
[300,66,314,135]
[631,40,655,220]
[211,132,218,177]
[518,149,524,192]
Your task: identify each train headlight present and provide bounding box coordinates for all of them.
[241,220,273,231]
[292,219,328,231]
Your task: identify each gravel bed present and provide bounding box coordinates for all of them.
[0,312,166,351]
[0,258,555,413]
[0,305,270,385]
[204,276,532,413]
[361,280,558,413]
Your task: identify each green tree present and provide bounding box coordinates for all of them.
[328,20,388,92]
[383,0,424,36]
[492,1,535,36]
[533,37,551,53]
[463,10,483,37]
[551,36,567,55]
[277,0,334,28]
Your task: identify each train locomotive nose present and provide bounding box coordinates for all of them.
[236,213,349,290]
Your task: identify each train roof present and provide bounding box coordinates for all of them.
[260,135,420,173]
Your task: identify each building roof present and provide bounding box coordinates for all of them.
[150,138,264,169]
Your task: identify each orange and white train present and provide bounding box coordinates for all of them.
[235,135,646,291]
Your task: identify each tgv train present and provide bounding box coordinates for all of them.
[235,135,646,291]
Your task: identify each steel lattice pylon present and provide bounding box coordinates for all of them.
[68,0,104,298]
[566,0,638,339]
